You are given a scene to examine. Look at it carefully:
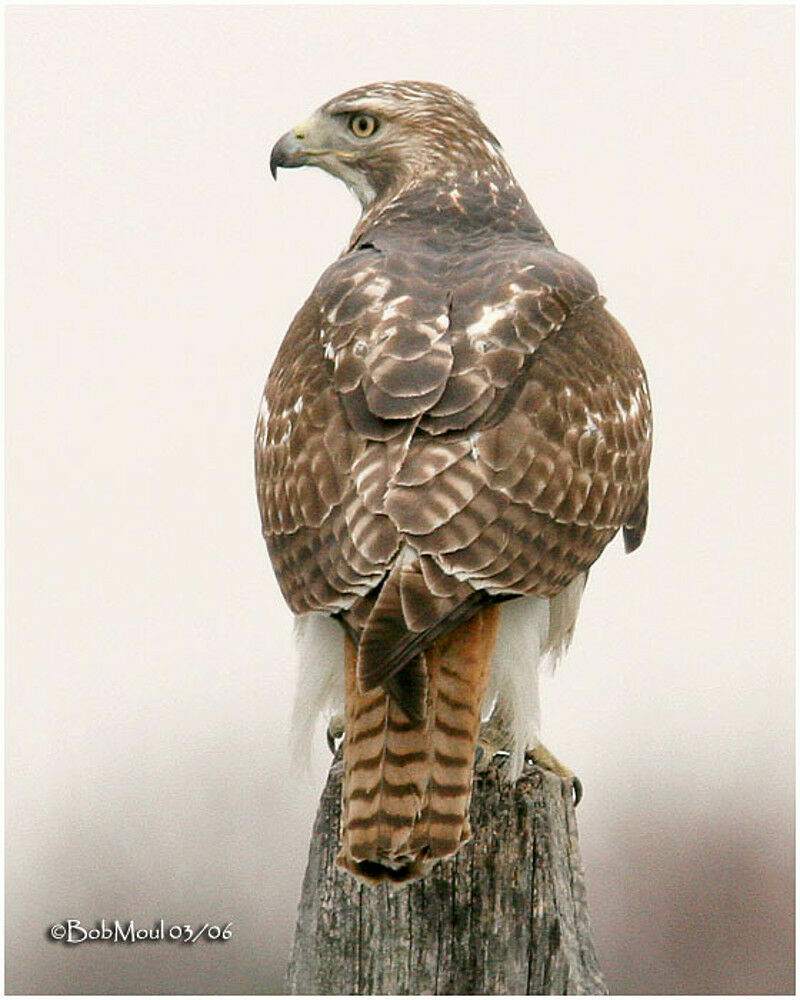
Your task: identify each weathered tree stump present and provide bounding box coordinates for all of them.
[287,757,607,995]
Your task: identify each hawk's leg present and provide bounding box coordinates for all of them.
[326,713,345,755]
[477,698,582,805]
[475,702,514,772]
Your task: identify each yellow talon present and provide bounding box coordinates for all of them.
[525,742,583,805]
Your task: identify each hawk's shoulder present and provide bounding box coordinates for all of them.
[278,235,604,442]
[255,226,650,622]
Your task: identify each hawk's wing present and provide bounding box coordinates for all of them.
[255,240,651,710]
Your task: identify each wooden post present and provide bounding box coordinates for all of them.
[287,756,608,995]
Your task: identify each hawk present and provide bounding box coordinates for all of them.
[257,81,651,885]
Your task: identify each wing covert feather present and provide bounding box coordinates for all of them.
[256,236,651,670]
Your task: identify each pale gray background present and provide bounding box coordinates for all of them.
[6,5,794,994]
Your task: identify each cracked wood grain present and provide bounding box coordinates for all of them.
[286,758,607,995]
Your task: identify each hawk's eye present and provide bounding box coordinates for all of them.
[349,113,378,138]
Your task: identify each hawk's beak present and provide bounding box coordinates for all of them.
[269,130,307,179]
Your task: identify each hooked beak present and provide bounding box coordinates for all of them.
[269,130,307,179]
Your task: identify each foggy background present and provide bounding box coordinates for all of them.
[6,5,794,994]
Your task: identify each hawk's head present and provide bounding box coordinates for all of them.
[269,81,506,209]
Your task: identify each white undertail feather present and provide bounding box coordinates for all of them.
[291,613,344,771]
[482,573,587,777]
[546,573,587,668]
[291,574,587,777]
[482,596,550,777]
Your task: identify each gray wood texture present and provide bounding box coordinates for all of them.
[287,757,608,995]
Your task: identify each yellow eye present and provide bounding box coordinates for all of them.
[349,113,378,138]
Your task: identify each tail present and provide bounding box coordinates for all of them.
[336,604,500,885]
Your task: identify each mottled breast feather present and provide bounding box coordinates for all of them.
[255,177,652,698]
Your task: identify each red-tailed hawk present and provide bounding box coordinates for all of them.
[257,81,652,885]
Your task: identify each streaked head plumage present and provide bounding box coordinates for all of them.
[270,80,507,208]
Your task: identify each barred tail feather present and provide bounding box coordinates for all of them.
[424,604,498,860]
[337,605,499,885]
